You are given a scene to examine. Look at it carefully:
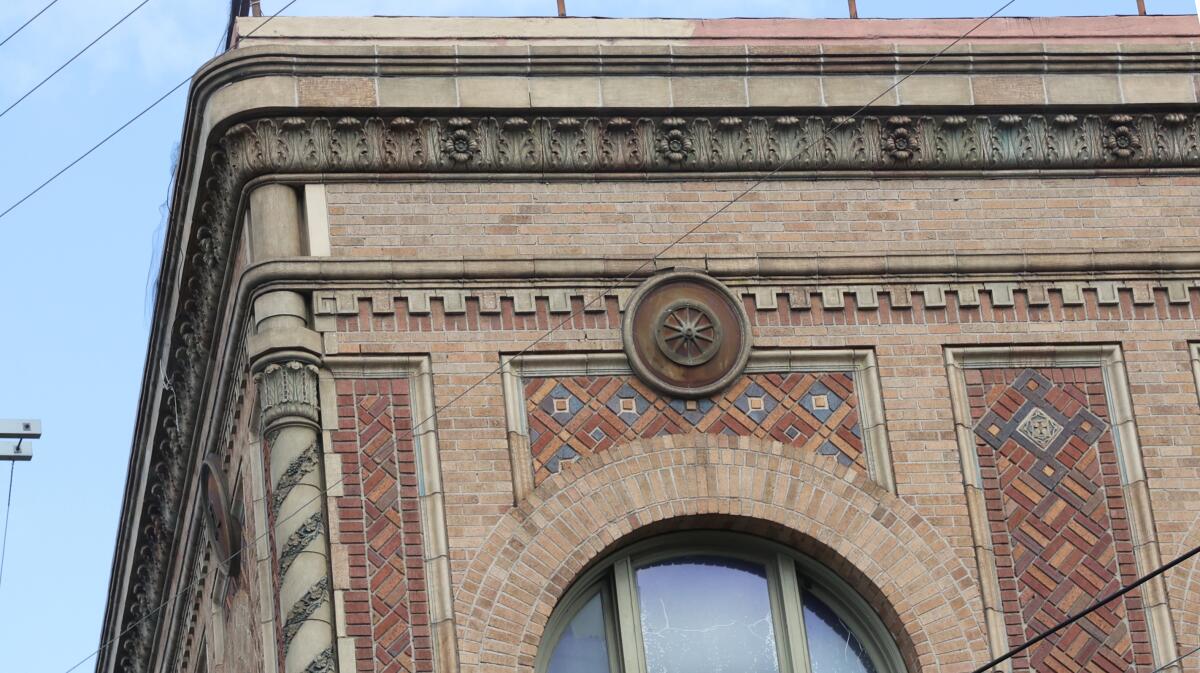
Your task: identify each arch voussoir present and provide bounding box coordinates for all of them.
[456,434,989,673]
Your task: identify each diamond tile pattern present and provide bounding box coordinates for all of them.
[333,378,431,673]
[969,368,1151,673]
[525,372,864,484]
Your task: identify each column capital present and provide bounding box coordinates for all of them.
[254,360,320,432]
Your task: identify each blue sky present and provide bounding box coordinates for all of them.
[0,0,1195,671]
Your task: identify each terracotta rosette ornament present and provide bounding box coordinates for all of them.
[883,115,919,162]
[622,271,752,398]
[656,117,695,164]
[442,117,479,163]
[1103,114,1141,159]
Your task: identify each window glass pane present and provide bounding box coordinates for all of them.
[547,592,611,673]
[802,590,879,673]
[636,555,779,673]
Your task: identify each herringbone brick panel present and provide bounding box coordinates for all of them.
[524,371,864,484]
[969,368,1151,673]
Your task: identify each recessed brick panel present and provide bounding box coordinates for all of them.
[333,377,432,673]
[524,372,864,484]
[968,367,1151,673]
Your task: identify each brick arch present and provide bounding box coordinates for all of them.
[1168,514,1200,655]
[455,434,989,673]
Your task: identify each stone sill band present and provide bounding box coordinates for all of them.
[236,250,1200,294]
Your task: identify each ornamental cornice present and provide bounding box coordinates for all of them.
[104,106,1200,673]
[214,111,1200,175]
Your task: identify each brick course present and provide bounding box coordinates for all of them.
[325,177,1200,260]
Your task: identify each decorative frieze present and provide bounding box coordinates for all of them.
[217,112,1200,177]
[501,351,894,502]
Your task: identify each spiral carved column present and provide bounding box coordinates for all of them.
[257,359,336,673]
[248,184,337,673]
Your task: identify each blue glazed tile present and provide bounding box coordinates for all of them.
[667,397,715,425]
[802,382,842,422]
[606,383,650,425]
[540,383,584,424]
[734,382,779,424]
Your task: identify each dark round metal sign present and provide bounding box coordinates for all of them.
[654,300,723,366]
[200,454,242,580]
[623,271,751,398]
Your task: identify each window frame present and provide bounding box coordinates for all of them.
[534,532,907,673]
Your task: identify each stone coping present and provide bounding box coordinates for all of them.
[233,15,1200,45]
[238,250,1200,286]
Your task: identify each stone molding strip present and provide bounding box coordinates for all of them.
[219,32,1200,77]
[245,249,1200,286]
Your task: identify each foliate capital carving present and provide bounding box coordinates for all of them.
[256,361,320,431]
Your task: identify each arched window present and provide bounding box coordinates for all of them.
[537,533,906,673]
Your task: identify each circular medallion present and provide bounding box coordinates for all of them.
[654,300,722,366]
[200,455,242,580]
[623,271,751,398]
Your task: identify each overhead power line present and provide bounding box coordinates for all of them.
[55,3,1016,672]
[1151,643,1200,673]
[0,463,14,593]
[0,0,62,48]
[0,0,154,122]
[0,0,301,223]
[969,540,1200,673]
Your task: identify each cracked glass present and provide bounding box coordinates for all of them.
[802,590,878,673]
[635,556,779,673]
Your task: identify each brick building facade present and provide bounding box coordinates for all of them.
[97,13,1200,673]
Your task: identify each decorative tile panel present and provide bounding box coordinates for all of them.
[332,378,432,673]
[524,372,864,484]
[967,367,1152,673]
